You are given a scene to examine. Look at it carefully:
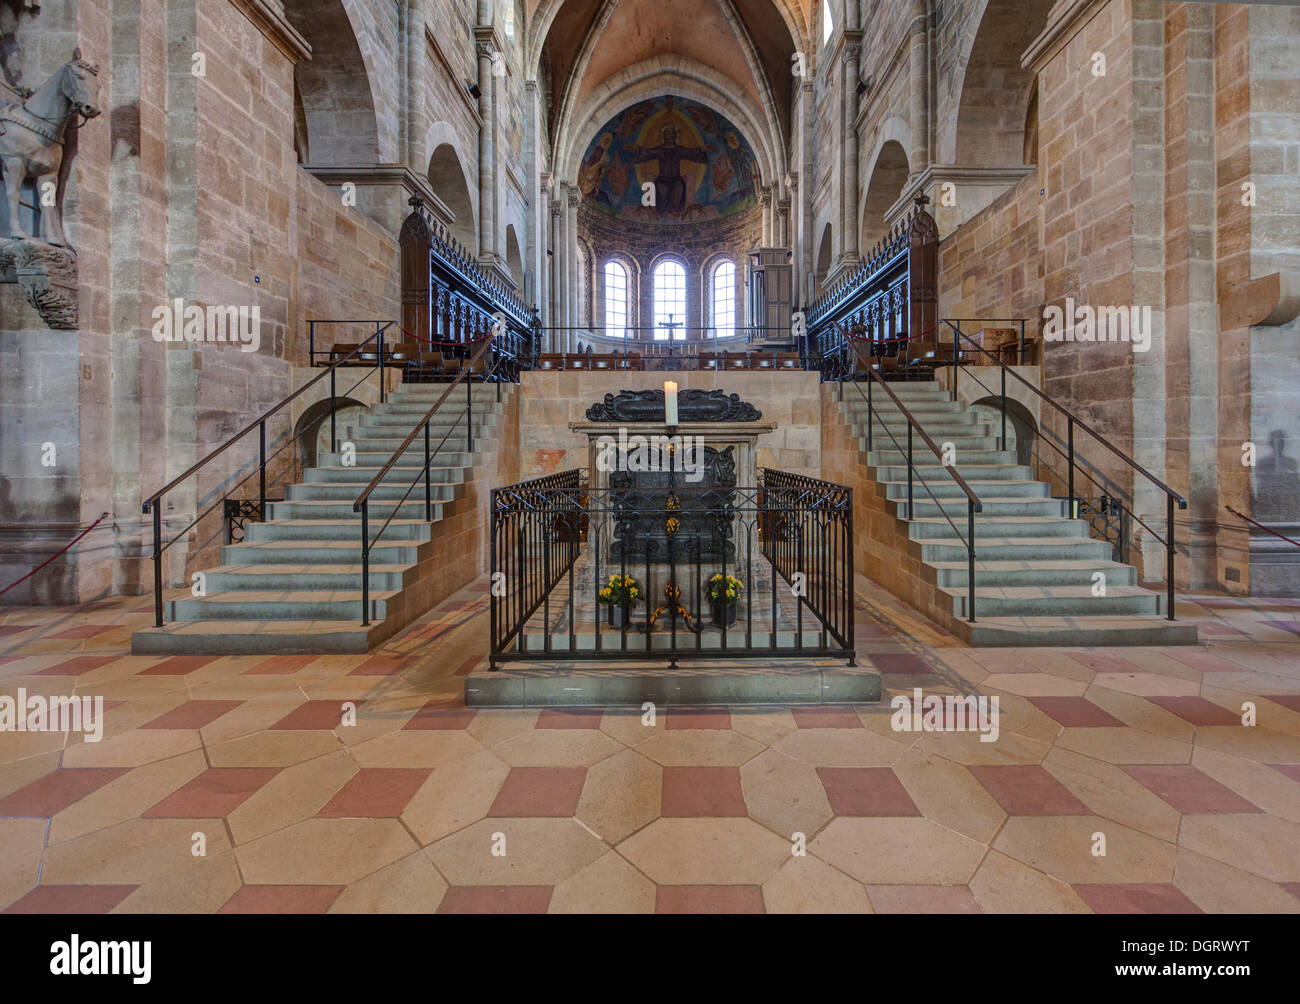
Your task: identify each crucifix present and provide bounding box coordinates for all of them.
[658,313,683,341]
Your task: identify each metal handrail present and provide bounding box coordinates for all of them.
[838,328,982,622]
[942,320,1187,621]
[142,323,397,628]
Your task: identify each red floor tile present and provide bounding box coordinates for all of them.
[969,765,1090,815]
[1267,763,1300,783]
[3,885,137,914]
[1196,621,1244,637]
[33,655,119,677]
[488,767,587,817]
[143,767,278,818]
[349,655,413,677]
[455,656,484,676]
[1147,696,1241,726]
[535,708,604,729]
[1163,649,1247,673]
[0,768,127,817]
[665,707,731,730]
[0,624,33,637]
[217,885,344,914]
[1281,883,1300,901]
[656,885,764,914]
[1120,765,1263,814]
[661,766,747,817]
[437,886,553,914]
[1072,883,1202,914]
[140,699,244,730]
[792,706,864,729]
[1264,694,1300,714]
[403,701,477,730]
[1029,696,1126,728]
[854,622,891,639]
[138,656,217,676]
[817,767,921,817]
[317,768,431,817]
[867,885,982,914]
[270,700,363,730]
[243,655,317,676]
[870,652,935,675]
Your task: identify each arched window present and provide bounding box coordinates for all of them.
[653,260,686,340]
[504,4,516,40]
[711,260,737,339]
[823,0,834,45]
[604,261,628,339]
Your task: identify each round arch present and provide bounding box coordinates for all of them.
[860,140,910,253]
[426,139,477,251]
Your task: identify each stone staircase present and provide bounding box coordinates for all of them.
[131,383,511,655]
[841,381,1198,646]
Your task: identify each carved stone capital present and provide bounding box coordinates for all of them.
[0,238,78,329]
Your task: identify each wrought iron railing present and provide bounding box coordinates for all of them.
[488,469,855,669]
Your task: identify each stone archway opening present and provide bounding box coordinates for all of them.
[860,140,910,253]
[427,143,476,252]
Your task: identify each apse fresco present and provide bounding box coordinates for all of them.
[577,96,761,225]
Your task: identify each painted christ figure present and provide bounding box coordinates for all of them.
[630,124,708,216]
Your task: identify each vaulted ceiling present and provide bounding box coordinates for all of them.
[530,0,805,181]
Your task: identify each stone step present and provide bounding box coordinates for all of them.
[305,462,471,484]
[869,447,1018,467]
[166,589,396,622]
[918,536,1114,563]
[929,559,1135,589]
[266,499,447,521]
[319,448,477,466]
[131,619,392,655]
[221,539,430,565]
[359,411,495,428]
[885,480,1049,500]
[202,563,415,592]
[865,436,1005,456]
[942,584,1163,619]
[244,519,432,543]
[903,496,1068,518]
[874,463,1034,482]
[288,477,464,501]
[907,516,1088,541]
[955,615,1199,648]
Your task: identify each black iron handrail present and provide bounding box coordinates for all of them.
[839,327,982,621]
[352,333,504,625]
[942,321,1188,620]
[142,323,397,628]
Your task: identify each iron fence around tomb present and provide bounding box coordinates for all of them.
[489,469,855,669]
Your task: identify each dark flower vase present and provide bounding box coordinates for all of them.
[607,603,630,628]
[711,602,737,627]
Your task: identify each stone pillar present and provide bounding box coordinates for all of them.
[777,197,791,250]
[404,0,425,169]
[567,186,581,347]
[797,79,815,304]
[524,83,544,308]
[551,196,566,350]
[760,186,774,246]
[908,0,929,178]
[841,37,862,266]
[474,32,497,263]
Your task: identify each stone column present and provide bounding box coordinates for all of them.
[524,83,544,307]
[841,37,862,266]
[797,78,815,303]
[404,0,425,169]
[908,0,929,178]
[474,32,497,263]
[551,195,566,350]
[566,186,581,347]
[777,197,791,249]
[760,186,773,246]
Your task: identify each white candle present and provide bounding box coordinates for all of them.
[664,381,679,426]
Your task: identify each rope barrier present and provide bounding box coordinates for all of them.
[0,512,111,600]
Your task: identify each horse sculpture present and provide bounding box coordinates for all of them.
[0,48,100,246]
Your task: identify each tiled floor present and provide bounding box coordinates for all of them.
[1,578,1298,914]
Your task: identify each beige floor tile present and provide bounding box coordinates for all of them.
[492,729,624,767]
[1172,848,1300,914]
[0,727,66,765]
[617,817,790,885]
[1178,814,1300,883]
[728,708,800,746]
[402,749,511,845]
[236,818,419,885]
[428,817,607,885]
[763,854,873,914]
[349,730,485,768]
[892,749,1006,843]
[227,750,358,845]
[633,729,766,767]
[982,672,1088,697]
[1087,672,1201,698]
[810,817,986,885]
[113,851,243,913]
[575,748,662,844]
[465,709,541,747]
[61,728,201,769]
[0,818,47,910]
[42,817,232,885]
[549,851,656,914]
[207,730,342,767]
[915,728,1051,766]
[1055,726,1192,765]
[1193,725,1300,763]
[598,709,662,748]
[1042,748,1182,842]
[740,749,833,838]
[0,749,60,799]
[968,849,1091,913]
[1190,747,1300,824]
[771,728,910,768]
[49,750,209,845]
[992,816,1177,884]
[329,849,449,913]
